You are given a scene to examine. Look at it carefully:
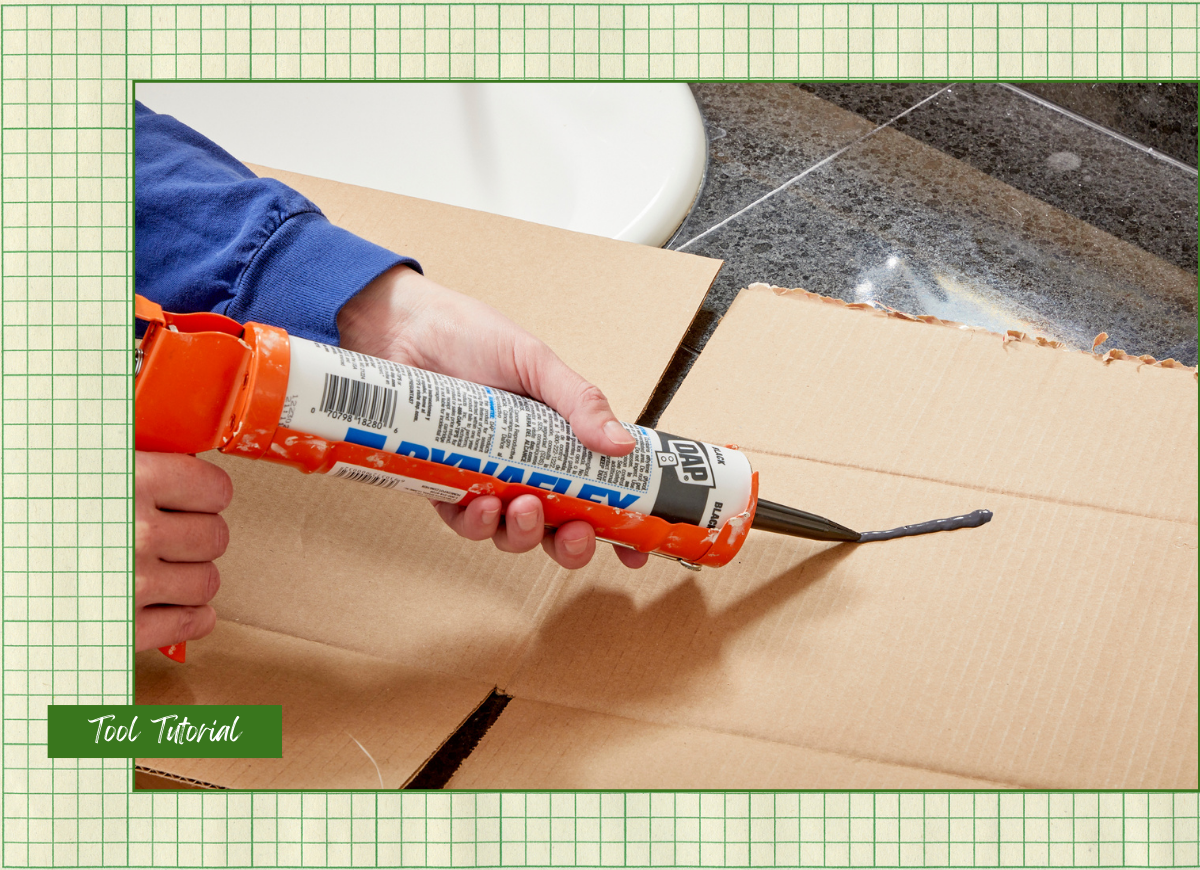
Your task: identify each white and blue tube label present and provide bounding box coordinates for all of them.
[279,336,752,527]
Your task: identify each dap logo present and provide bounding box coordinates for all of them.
[656,440,715,487]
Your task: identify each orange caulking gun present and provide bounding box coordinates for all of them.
[135,295,991,662]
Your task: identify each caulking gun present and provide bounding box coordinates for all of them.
[134,295,990,662]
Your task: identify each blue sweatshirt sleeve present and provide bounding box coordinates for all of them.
[134,101,421,345]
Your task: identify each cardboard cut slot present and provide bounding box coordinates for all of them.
[134,171,722,789]
[136,620,497,790]
[406,691,513,790]
[448,698,1008,790]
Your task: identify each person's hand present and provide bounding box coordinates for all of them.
[337,264,650,570]
[134,451,232,651]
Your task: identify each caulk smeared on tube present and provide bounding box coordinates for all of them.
[855,509,994,543]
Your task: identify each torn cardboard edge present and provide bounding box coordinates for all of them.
[134,767,220,790]
[750,283,1198,376]
[621,284,1195,790]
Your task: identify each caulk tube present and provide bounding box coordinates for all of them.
[279,336,754,531]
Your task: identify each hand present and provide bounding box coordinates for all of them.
[134,452,232,651]
[337,265,650,570]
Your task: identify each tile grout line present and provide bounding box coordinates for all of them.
[674,84,954,252]
[997,82,1199,177]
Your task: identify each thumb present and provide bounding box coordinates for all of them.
[527,348,637,457]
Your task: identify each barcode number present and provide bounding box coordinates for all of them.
[330,465,402,489]
[320,373,397,429]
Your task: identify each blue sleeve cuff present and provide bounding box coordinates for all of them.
[217,212,422,346]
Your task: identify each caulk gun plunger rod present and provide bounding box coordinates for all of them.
[751,499,861,543]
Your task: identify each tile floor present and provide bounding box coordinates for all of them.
[640,83,1198,425]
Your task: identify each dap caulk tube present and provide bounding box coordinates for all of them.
[134,295,992,659]
[281,335,756,538]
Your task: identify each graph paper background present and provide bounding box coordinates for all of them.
[1,3,1197,867]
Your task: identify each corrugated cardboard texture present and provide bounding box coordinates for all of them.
[456,286,1196,789]
[449,699,1007,790]
[136,174,721,788]
[136,621,495,789]
[198,459,566,683]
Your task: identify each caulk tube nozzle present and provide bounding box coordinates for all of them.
[751,499,861,543]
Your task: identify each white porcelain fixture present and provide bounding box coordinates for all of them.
[136,82,707,247]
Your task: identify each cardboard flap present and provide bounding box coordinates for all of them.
[136,621,496,790]
[203,454,566,684]
[663,286,1197,524]
[496,288,1197,789]
[247,164,723,422]
[449,699,1008,790]
[194,168,722,675]
[505,459,1197,788]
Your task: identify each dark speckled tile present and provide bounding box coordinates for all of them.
[642,83,1198,426]
[797,82,949,125]
[1018,82,1198,168]
[672,83,885,244]
[801,83,1199,170]
[886,83,1197,274]
[687,123,1196,359]
[665,85,946,356]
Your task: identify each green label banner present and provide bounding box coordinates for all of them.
[48,705,282,758]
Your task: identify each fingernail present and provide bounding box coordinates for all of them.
[563,537,587,556]
[481,507,500,524]
[605,420,636,446]
[515,509,539,532]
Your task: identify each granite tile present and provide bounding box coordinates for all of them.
[885,83,1197,274]
[687,117,1196,363]
[796,82,950,125]
[666,84,934,355]
[644,84,1197,423]
[1017,82,1198,168]
[670,83,884,247]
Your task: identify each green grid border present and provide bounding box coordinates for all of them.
[2,3,1198,868]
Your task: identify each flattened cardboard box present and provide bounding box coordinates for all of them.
[449,286,1196,790]
[134,168,722,789]
[138,170,1196,791]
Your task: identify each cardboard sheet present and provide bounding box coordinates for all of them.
[671,287,1196,523]
[135,171,721,787]
[449,699,1007,790]
[455,286,1197,789]
[136,621,495,789]
[199,458,565,682]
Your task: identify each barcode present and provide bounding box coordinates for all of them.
[320,373,397,429]
[330,465,402,489]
